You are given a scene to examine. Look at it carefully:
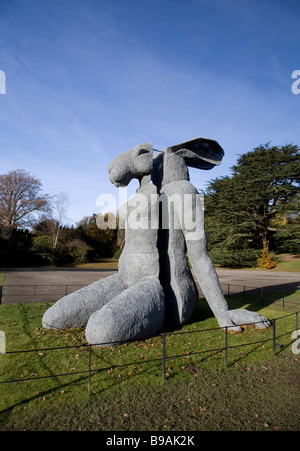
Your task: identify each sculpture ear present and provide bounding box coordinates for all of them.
[165,137,224,170]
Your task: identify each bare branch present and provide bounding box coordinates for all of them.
[0,169,51,233]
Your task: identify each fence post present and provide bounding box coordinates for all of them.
[272,319,276,356]
[225,327,228,368]
[88,345,92,395]
[162,334,166,380]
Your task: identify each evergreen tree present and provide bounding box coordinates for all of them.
[204,143,300,267]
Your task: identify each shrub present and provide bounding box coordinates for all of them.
[31,235,53,253]
[209,246,258,268]
[257,241,277,269]
[66,239,93,263]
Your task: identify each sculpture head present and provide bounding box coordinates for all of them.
[108,137,224,190]
[108,143,153,187]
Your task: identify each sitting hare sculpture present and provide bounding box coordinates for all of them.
[42,143,165,345]
[42,138,269,345]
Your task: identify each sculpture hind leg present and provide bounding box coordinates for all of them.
[42,274,126,330]
[85,279,165,346]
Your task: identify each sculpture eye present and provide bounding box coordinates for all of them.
[138,149,149,156]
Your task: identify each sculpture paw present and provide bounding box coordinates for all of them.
[228,309,270,330]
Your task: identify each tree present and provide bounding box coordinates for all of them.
[204,143,300,266]
[0,169,51,238]
[77,213,118,257]
[257,240,277,269]
[230,143,299,244]
[52,191,70,249]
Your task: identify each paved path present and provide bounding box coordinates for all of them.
[1,268,117,304]
[1,267,299,304]
[2,267,117,286]
[214,269,299,291]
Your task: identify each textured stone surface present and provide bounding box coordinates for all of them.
[228,309,270,329]
[154,140,270,331]
[153,144,229,329]
[157,189,199,328]
[85,280,165,346]
[163,137,225,169]
[108,143,153,187]
[43,142,166,345]
[42,274,126,330]
[118,182,160,287]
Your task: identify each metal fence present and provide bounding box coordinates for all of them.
[0,284,85,304]
[220,283,300,311]
[1,282,299,311]
[0,311,299,395]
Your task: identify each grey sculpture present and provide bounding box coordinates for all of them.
[42,138,269,345]
[43,143,165,344]
[151,139,269,331]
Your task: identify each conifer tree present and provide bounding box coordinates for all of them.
[204,143,300,266]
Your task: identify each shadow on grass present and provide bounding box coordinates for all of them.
[223,281,300,312]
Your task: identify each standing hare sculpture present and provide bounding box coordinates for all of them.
[42,138,269,345]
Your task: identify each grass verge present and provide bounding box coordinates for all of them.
[0,297,299,431]
[68,254,300,272]
[0,271,5,286]
[272,259,300,272]
[65,258,119,270]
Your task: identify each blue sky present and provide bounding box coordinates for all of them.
[0,0,299,224]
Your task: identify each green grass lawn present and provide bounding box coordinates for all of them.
[0,295,299,431]
[65,258,119,270]
[272,257,300,272]
[67,254,300,272]
[0,271,5,285]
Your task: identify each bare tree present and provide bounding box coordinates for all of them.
[52,191,70,249]
[0,169,51,238]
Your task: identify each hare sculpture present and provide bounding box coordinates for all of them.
[42,138,269,345]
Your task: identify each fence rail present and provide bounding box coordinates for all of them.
[0,311,299,395]
[0,284,86,304]
[220,283,300,311]
[1,282,299,311]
